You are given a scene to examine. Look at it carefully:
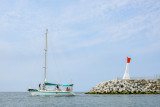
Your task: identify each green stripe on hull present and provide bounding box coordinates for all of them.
[30,91,71,93]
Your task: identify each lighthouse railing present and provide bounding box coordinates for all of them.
[117,75,160,80]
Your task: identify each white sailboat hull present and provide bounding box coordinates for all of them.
[29,91,75,96]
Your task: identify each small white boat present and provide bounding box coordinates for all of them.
[28,29,75,96]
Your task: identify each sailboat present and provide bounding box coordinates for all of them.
[28,29,75,96]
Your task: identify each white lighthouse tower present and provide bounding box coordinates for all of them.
[123,57,131,79]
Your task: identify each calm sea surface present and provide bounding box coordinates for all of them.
[0,92,160,107]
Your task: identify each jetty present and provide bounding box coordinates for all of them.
[86,79,160,94]
[86,57,160,94]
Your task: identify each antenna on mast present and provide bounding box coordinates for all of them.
[44,29,48,83]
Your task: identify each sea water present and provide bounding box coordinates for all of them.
[0,92,160,107]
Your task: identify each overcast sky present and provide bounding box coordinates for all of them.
[0,0,160,92]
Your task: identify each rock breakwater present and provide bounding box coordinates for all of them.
[86,79,160,94]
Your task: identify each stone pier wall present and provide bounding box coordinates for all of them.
[86,79,160,94]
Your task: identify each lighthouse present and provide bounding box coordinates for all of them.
[123,57,131,79]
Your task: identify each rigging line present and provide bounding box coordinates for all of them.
[52,30,63,83]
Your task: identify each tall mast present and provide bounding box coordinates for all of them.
[44,29,48,83]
